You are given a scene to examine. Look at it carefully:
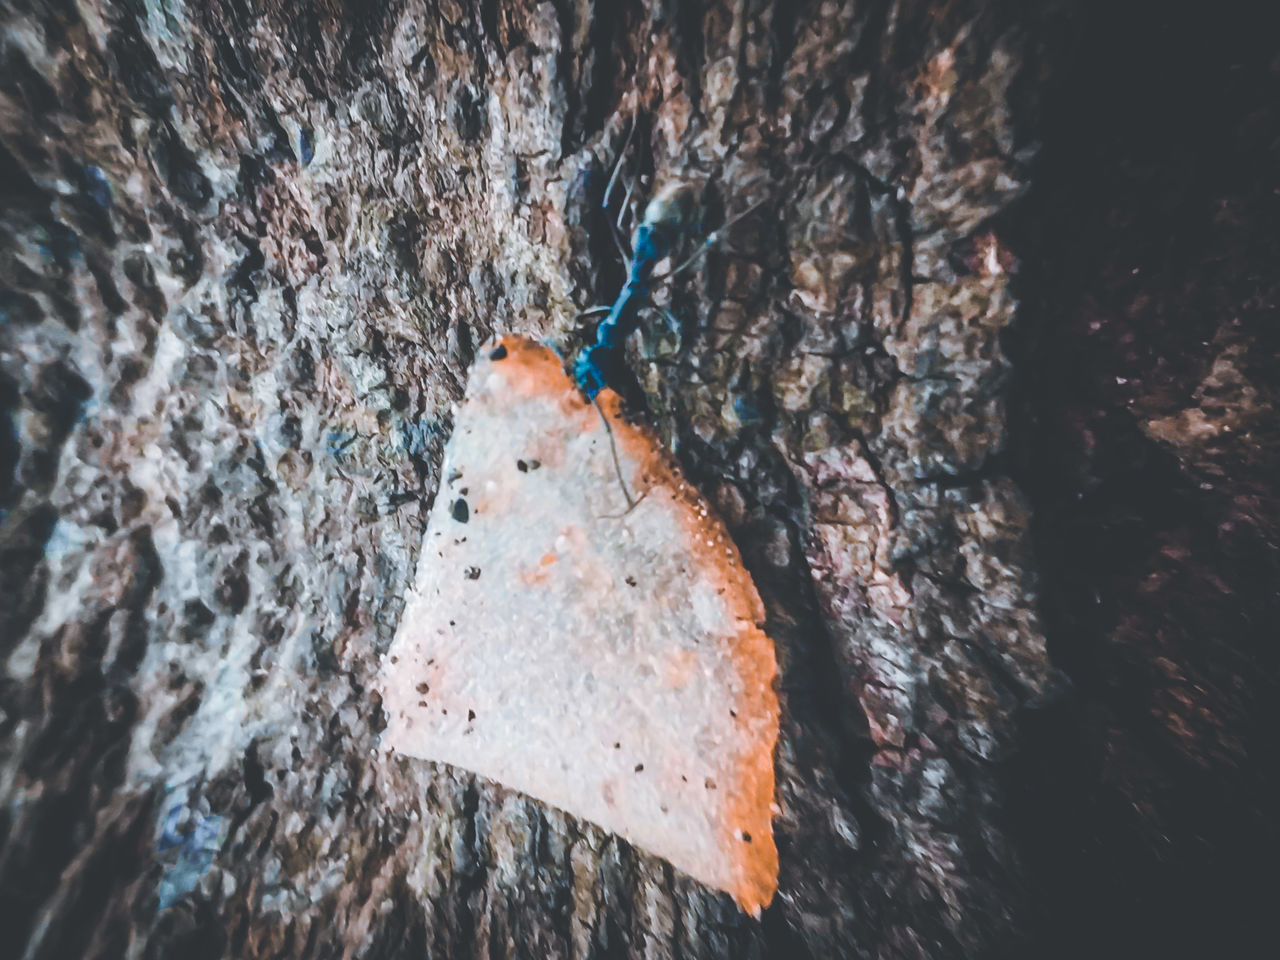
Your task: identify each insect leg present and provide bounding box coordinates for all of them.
[603,121,637,269]
[602,120,635,211]
[652,196,769,285]
[631,298,684,361]
[608,175,640,269]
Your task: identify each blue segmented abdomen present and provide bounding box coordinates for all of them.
[574,284,643,399]
[573,196,686,397]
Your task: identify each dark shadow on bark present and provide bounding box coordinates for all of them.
[1005,2,1280,957]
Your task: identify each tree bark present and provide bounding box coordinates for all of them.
[0,1,1275,958]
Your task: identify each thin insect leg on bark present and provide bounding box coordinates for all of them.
[648,195,769,287]
[574,305,612,322]
[634,299,685,360]
[603,121,637,270]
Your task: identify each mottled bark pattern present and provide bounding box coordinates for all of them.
[1,1,1274,959]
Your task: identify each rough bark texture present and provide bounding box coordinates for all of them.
[0,1,1274,958]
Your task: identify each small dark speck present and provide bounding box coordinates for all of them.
[729,709,738,718]
[467,709,476,721]
[418,700,428,707]
[681,775,688,782]
[625,576,637,587]
[465,566,481,580]
[452,498,469,523]
[448,621,455,627]
[634,763,644,773]
[460,487,469,495]
[705,778,717,790]
[517,459,528,472]
[614,742,621,749]
[742,832,752,843]
[416,682,429,694]
[490,344,508,360]
[390,656,398,664]
[442,708,447,715]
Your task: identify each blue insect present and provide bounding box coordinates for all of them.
[572,129,765,401]
[573,182,701,399]
[567,130,766,512]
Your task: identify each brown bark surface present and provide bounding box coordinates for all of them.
[0,1,1274,958]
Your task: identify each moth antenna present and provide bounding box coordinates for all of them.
[592,394,638,514]
[598,487,650,520]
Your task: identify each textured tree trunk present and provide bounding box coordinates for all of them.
[1,1,1275,958]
